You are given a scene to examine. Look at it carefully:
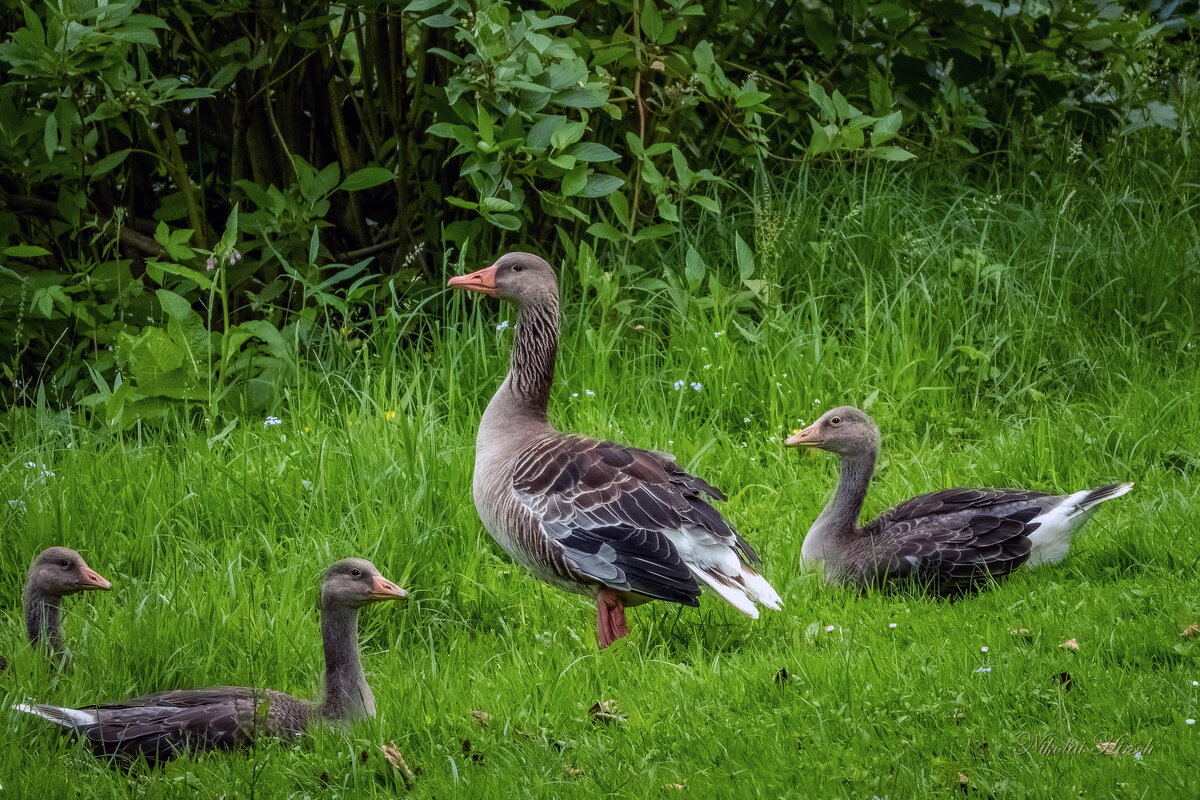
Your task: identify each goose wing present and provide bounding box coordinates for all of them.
[859,502,1041,592]
[866,488,1050,532]
[511,436,757,606]
[79,687,306,763]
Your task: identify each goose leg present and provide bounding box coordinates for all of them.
[596,589,628,649]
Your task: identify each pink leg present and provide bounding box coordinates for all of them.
[596,589,629,649]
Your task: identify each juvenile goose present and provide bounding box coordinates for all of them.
[14,558,405,765]
[24,547,111,663]
[449,252,780,648]
[786,406,1133,594]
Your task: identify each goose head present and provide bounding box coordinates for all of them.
[26,547,112,597]
[785,405,880,458]
[448,252,558,306]
[321,558,407,609]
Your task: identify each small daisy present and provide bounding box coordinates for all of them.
[1187,719,1196,726]
[824,625,836,632]
[713,330,724,337]
[571,392,579,398]
[743,417,750,423]
[888,623,897,629]
[264,416,282,427]
[980,646,989,653]
[585,389,595,396]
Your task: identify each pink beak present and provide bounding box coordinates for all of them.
[447,263,500,297]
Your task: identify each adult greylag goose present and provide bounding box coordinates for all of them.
[448,252,781,648]
[24,547,111,664]
[13,558,405,765]
[786,406,1133,594]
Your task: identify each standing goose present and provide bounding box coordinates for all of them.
[786,406,1133,594]
[14,558,405,765]
[449,252,781,648]
[24,547,112,664]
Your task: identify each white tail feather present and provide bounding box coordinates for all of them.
[739,568,783,610]
[690,568,760,618]
[12,702,96,730]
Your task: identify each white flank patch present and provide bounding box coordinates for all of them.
[1027,483,1133,567]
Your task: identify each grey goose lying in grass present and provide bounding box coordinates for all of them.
[449,252,781,648]
[24,547,111,665]
[786,406,1133,594]
[14,558,405,765]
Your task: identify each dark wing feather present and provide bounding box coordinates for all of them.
[854,505,1040,594]
[865,488,1050,534]
[81,687,306,764]
[513,436,748,605]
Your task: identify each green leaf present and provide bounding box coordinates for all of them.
[872,146,917,161]
[551,121,586,151]
[586,222,626,242]
[156,289,194,321]
[90,149,131,179]
[579,174,624,198]
[3,245,51,258]
[690,195,720,214]
[735,90,771,109]
[684,246,706,285]
[561,164,589,196]
[734,233,755,280]
[403,0,444,11]
[339,167,394,191]
[419,14,459,28]
[43,111,58,159]
[569,142,621,162]
[487,213,522,231]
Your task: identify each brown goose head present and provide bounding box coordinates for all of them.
[26,547,112,597]
[448,252,558,307]
[785,405,880,458]
[321,558,406,609]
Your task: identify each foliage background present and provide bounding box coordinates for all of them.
[1,0,1196,419]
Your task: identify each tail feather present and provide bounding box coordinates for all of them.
[690,568,760,618]
[1071,482,1134,517]
[12,702,96,730]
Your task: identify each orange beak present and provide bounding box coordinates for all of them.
[79,567,112,591]
[369,574,408,601]
[784,423,821,448]
[447,263,500,297]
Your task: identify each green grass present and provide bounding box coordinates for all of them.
[2,151,1199,798]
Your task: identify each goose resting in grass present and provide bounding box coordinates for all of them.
[14,559,405,765]
[24,547,111,664]
[449,252,781,648]
[785,406,1133,594]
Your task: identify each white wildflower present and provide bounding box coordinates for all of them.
[980,646,989,653]
[824,625,836,632]
[743,417,750,423]
[496,320,510,331]
[40,469,54,479]
[585,389,595,396]
[264,416,283,427]
[1188,719,1196,726]
[7,499,26,512]
[974,667,992,674]
[571,393,579,398]
[702,364,711,370]
[673,380,685,390]
[23,462,35,468]
[888,623,897,629]
[690,382,703,391]
[713,330,724,337]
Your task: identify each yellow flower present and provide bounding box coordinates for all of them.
[303,426,311,433]
[340,327,350,336]
[385,410,397,421]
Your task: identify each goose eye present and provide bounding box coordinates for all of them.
[830,416,842,425]
[59,559,71,569]
[511,263,524,272]
[350,568,362,578]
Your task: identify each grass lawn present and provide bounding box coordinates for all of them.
[2,159,1198,798]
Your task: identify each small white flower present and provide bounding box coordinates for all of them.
[782,373,788,378]
[713,330,724,337]
[496,320,510,331]
[571,392,579,398]
[743,417,750,423]
[974,666,992,674]
[813,398,821,405]
[585,389,595,396]
[980,646,989,653]
[667,440,674,445]
[824,625,836,632]
[888,623,897,629]
[23,462,35,468]
[690,382,703,391]
[1188,719,1197,726]
[1192,681,1199,687]
[264,416,283,427]
[40,469,54,479]
[7,499,26,512]
[673,380,685,390]
[702,364,711,370]
[301,480,313,490]
[1134,751,1144,761]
